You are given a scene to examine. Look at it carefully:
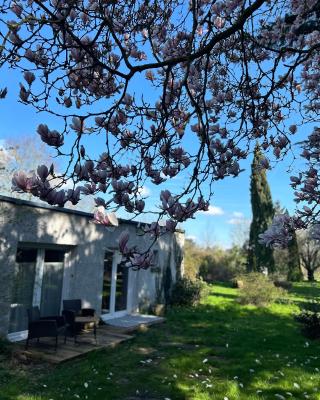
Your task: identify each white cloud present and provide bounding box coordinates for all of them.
[204,205,224,216]
[138,185,151,196]
[228,217,250,225]
[228,218,242,225]
[60,178,76,189]
[186,235,197,241]
[232,211,244,218]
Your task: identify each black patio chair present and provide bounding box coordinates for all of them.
[26,306,66,350]
[62,299,96,343]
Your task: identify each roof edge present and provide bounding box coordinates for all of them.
[0,194,185,233]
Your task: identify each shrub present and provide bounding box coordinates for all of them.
[237,273,285,307]
[273,280,293,290]
[170,278,208,307]
[295,299,320,339]
[295,310,320,339]
[198,247,247,283]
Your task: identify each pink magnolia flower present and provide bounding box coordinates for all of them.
[259,214,294,248]
[289,125,297,134]
[166,219,177,232]
[93,207,119,227]
[135,199,145,212]
[24,71,35,85]
[55,190,67,207]
[24,49,36,62]
[118,230,130,254]
[12,171,39,193]
[67,187,81,205]
[70,117,83,133]
[37,124,64,147]
[37,165,49,181]
[259,157,270,170]
[11,171,28,192]
[129,252,154,269]
[11,2,23,17]
[19,84,29,102]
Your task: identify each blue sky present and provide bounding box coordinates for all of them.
[0,65,310,249]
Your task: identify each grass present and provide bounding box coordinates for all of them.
[1,283,320,400]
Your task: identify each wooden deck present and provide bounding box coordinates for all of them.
[15,326,134,364]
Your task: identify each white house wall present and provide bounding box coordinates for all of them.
[0,196,184,337]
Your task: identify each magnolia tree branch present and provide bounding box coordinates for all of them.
[1,0,320,265]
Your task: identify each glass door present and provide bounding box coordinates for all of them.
[101,251,128,318]
[101,252,113,313]
[8,248,37,334]
[40,250,65,316]
[8,246,65,340]
[115,263,128,312]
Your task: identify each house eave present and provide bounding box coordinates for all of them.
[0,194,185,233]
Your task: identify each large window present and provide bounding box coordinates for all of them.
[9,245,66,334]
[9,248,37,334]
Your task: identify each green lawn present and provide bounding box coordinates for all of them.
[1,283,320,400]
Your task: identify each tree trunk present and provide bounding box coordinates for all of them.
[307,269,315,281]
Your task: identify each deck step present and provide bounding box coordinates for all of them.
[102,314,165,333]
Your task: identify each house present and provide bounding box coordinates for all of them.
[0,195,184,341]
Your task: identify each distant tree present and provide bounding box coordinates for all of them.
[298,231,320,282]
[0,136,54,200]
[198,247,226,282]
[183,238,204,280]
[184,238,246,283]
[287,229,303,282]
[248,145,275,274]
[273,246,289,279]
[271,202,302,281]
[0,136,95,211]
[198,244,246,282]
[230,219,250,248]
[203,220,216,249]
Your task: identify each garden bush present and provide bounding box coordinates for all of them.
[170,277,209,307]
[237,273,285,307]
[273,280,293,290]
[198,248,247,283]
[300,299,320,313]
[295,310,320,339]
[295,299,320,339]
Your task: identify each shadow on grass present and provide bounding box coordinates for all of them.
[2,287,320,400]
[289,282,320,299]
[209,291,238,300]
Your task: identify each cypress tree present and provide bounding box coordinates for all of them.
[287,229,303,281]
[247,145,275,274]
